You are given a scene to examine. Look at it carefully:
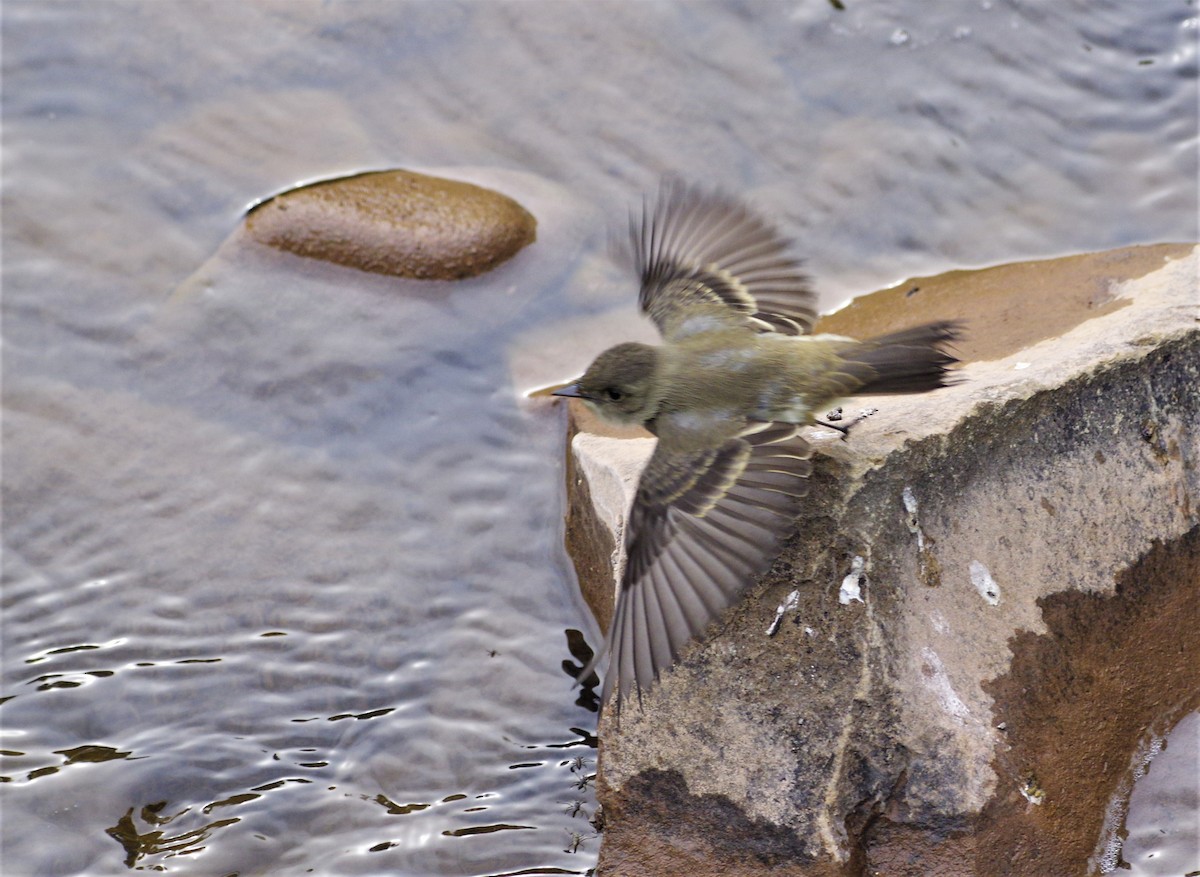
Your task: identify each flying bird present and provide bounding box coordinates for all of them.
[556,180,962,708]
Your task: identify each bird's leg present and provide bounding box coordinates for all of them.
[814,418,850,439]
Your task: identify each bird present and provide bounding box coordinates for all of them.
[555,179,962,709]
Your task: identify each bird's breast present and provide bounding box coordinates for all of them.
[661,338,779,419]
[662,335,847,427]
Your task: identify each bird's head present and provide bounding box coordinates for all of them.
[553,342,661,426]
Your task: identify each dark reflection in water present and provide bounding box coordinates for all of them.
[2,1,1195,875]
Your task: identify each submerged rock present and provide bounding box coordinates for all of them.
[244,169,536,280]
[561,245,1199,876]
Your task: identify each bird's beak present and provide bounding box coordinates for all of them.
[552,383,584,399]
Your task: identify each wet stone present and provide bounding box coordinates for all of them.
[244,169,537,280]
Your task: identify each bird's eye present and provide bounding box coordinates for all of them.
[604,388,624,402]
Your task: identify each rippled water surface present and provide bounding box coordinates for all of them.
[3,2,1196,875]
[1120,713,1200,876]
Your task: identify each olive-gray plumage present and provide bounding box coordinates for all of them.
[558,180,962,708]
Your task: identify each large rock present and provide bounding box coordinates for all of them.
[560,244,1199,876]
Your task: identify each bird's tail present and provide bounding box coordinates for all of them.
[839,320,964,395]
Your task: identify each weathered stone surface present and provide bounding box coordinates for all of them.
[244,169,536,279]
[817,243,1193,363]
[561,245,1199,876]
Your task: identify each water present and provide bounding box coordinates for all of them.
[1121,713,1200,876]
[2,2,1196,875]
[2,177,603,875]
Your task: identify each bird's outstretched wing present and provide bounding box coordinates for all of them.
[631,179,818,341]
[580,421,813,708]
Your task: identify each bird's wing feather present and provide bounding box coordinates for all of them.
[631,179,817,342]
[581,421,813,707]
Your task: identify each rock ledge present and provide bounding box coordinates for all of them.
[562,245,1199,876]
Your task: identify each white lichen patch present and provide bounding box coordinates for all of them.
[903,486,943,586]
[902,486,925,550]
[920,647,971,722]
[839,556,866,604]
[766,589,800,636]
[1019,776,1046,806]
[969,560,1002,605]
